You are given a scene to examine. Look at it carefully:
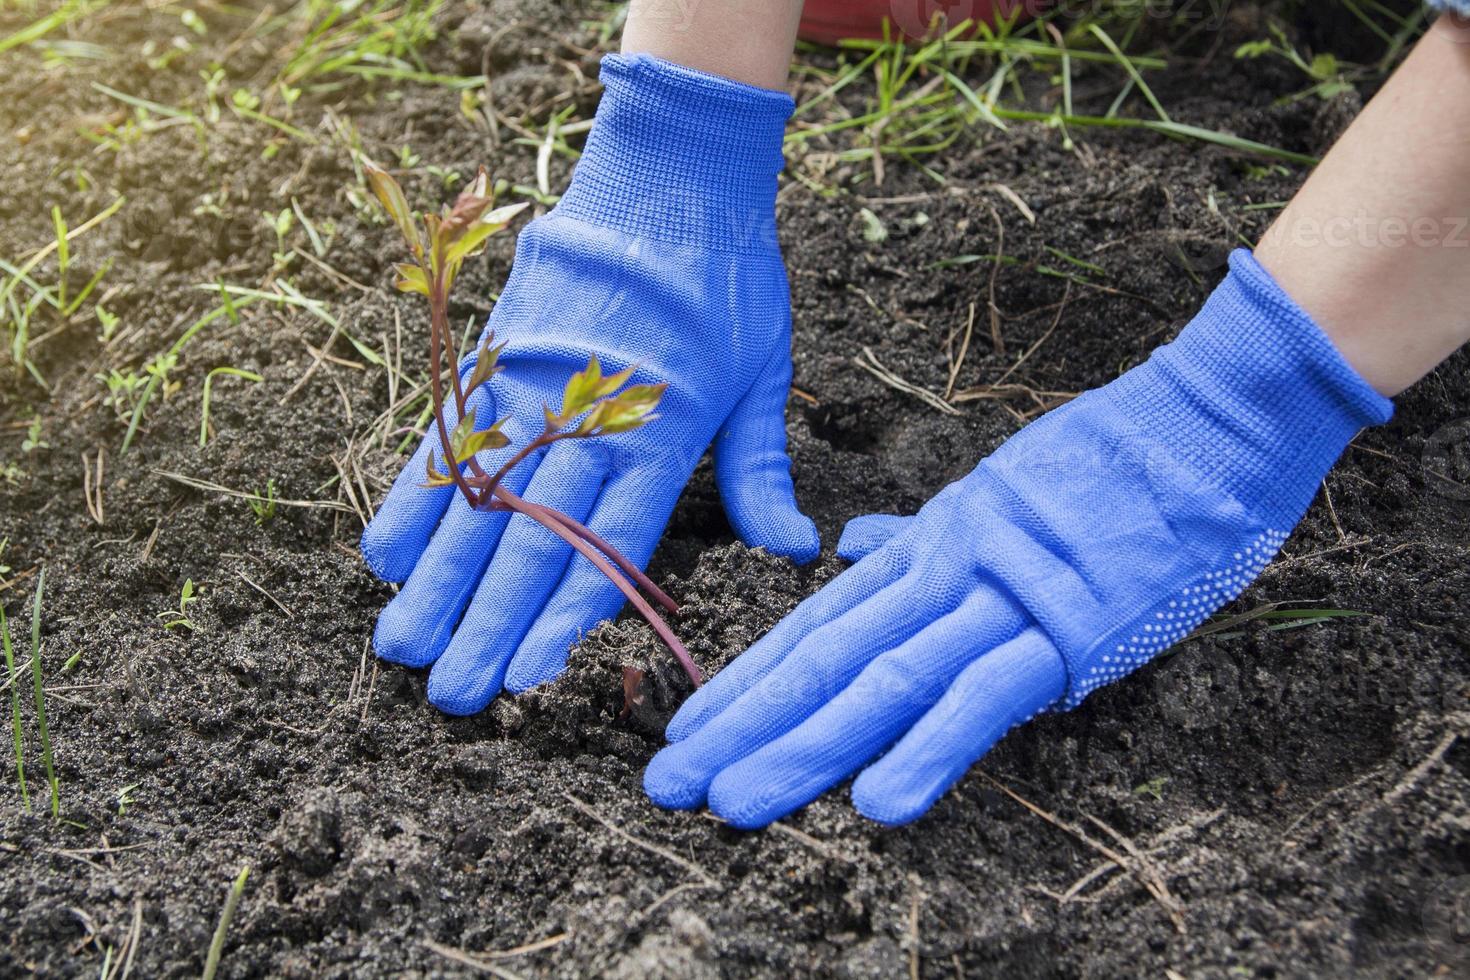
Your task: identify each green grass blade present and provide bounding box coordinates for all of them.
[90,82,198,123]
[63,257,111,317]
[202,867,250,980]
[0,0,104,55]
[985,107,1316,166]
[51,206,69,310]
[199,368,264,447]
[937,67,1007,131]
[28,569,56,818]
[120,373,161,455]
[1,604,28,813]
[1088,24,1170,123]
[1143,119,1317,166]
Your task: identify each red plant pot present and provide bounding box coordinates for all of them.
[797,0,1044,45]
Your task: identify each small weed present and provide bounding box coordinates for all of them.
[98,367,147,425]
[20,416,47,453]
[1,597,27,812]
[262,208,295,271]
[157,579,199,632]
[1192,602,1367,641]
[95,303,119,343]
[50,205,113,319]
[250,480,279,526]
[290,198,331,257]
[3,570,59,817]
[858,208,888,243]
[28,570,56,818]
[116,782,139,815]
[1234,26,1359,102]
[1,196,123,384]
[1134,776,1168,802]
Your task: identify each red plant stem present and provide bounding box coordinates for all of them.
[427,281,482,508]
[492,487,702,687]
[430,279,494,490]
[509,494,678,615]
[444,315,470,420]
[467,428,679,612]
[421,259,691,682]
[469,431,563,501]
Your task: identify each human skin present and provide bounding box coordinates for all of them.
[620,0,805,89]
[1255,14,1470,397]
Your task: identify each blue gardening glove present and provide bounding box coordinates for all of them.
[644,250,1392,828]
[359,54,819,715]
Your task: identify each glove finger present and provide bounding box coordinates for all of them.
[836,514,914,562]
[663,536,913,744]
[372,422,539,669]
[501,462,685,693]
[359,380,491,582]
[643,569,959,811]
[426,443,611,716]
[713,350,820,564]
[851,629,1065,826]
[703,589,1026,829]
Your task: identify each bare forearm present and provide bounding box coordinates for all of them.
[1256,15,1470,396]
[620,0,805,89]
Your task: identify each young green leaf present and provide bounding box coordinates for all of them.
[422,450,457,488]
[465,333,507,393]
[448,407,478,458]
[363,159,422,254]
[482,202,530,229]
[445,206,525,268]
[447,202,531,268]
[440,190,493,240]
[559,356,637,424]
[459,424,510,458]
[394,262,429,296]
[578,383,667,436]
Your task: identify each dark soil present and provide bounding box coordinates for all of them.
[2,1,1467,976]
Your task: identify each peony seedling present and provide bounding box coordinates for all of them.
[363,160,700,688]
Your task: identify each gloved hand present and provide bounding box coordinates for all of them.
[359,54,819,715]
[644,250,1392,828]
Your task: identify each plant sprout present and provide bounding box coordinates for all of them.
[157,578,199,632]
[249,479,278,526]
[363,160,701,687]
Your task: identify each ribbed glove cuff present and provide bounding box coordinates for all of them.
[554,54,793,249]
[1108,249,1393,527]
